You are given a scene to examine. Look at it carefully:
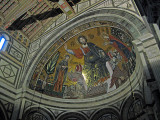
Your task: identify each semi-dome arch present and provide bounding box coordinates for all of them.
[23,8,148,88]
[21,7,149,110]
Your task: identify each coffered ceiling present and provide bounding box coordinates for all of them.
[0,0,90,45]
[0,0,135,46]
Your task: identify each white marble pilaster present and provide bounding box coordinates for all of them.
[11,99,21,120]
[133,33,160,91]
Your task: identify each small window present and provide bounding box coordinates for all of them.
[27,112,48,120]
[0,33,10,51]
[127,99,144,120]
[0,37,6,50]
[98,113,119,120]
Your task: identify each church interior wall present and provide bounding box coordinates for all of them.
[0,0,160,120]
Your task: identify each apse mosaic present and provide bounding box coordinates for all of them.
[29,21,136,99]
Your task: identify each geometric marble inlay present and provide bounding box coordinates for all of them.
[0,65,15,78]
[0,59,18,84]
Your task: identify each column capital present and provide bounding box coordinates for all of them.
[133,33,160,58]
[132,33,155,47]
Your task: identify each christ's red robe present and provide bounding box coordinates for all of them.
[72,47,90,59]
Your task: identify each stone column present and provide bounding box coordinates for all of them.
[133,33,160,120]
[10,98,22,120]
[133,33,160,91]
[147,79,160,120]
[132,33,153,105]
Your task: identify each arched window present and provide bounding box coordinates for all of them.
[122,94,145,120]
[26,112,48,120]
[0,32,11,51]
[22,107,54,120]
[57,112,87,120]
[64,118,80,120]
[127,99,144,120]
[91,108,121,120]
[98,113,119,120]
